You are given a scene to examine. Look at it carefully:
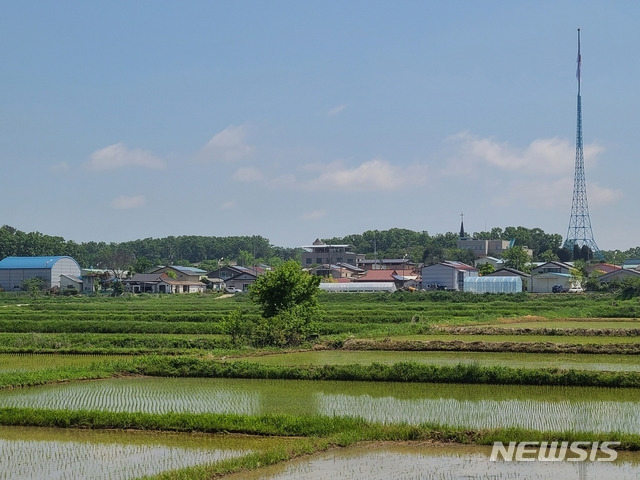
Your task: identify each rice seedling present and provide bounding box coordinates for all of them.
[0,437,251,480]
[2,377,640,435]
[221,444,640,480]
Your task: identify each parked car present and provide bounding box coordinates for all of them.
[224,286,242,294]
[568,286,584,293]
[552,285,565,293]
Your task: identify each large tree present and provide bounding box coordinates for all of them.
[247,260,322,347]
[250,260,321,318]
[502,246,531,272]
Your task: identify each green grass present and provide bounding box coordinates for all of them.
[393,333,640,344]
[0,353,132,371]
[241,350,640,372]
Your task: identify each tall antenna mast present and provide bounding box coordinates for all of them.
[564,28,601,260]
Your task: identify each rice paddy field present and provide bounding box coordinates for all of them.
[239,350,640,372]
[3,377,640,434]
[0,425,282,480]
[222,443,640,480]
[1,291,640,478]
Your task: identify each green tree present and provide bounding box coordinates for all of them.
[111,281,124,296]
[245,261,321,347]
[237,250,254,267]
[133,257,153,273]
[222,310,251,346]
[478,263,495,276]
[250,260,321,318]
[21,277,46,298]
[539,249,559,262]
[502,246,531,272]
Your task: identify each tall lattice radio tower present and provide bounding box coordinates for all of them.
[564,28,601,258]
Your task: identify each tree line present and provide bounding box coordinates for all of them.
[0,224,637,271]
[0,225,298,272]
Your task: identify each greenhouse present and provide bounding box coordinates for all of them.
[463,276,522,294]
[319,282,397,293]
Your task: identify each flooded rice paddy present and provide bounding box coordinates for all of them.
[0,425,277,480]
[2,377,640,434]
[222,443,640,480]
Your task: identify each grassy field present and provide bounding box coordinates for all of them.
[239,350,640,372]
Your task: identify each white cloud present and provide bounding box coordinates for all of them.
[232,167,263,182]
[270,174,297,188]
[198,124,254,162]
[491,178,621,209]
[86,143,165,170]
[50,162,69,172]
[301,209,327,220]
[304,159,428,192]
[220,200,237,210]
[587,182,623,206]
[110,195,146,209]
[442,131,604,176]
[327,104,346,116]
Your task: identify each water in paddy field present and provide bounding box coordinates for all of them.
[222,443,640,480]
[0,426,274,480]
[2,377,640,434]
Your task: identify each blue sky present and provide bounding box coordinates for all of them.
[1,1,638,251]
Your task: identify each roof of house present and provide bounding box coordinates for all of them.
[125,273,167,283]
[353,269,398,282]
[585,263,622,275]
[301,239,354,250]
[476,256,503,263]
[423,261,477,271]
[230,265,264,275]
[358,259,412,265]
[485,267,530,277]
[60,274,82,283]
[336,263,365,272]
[169,265,207,275]
[598,268,640,282]
[533,261,573,270]
[0,256,78,270]
[125,273,205,286]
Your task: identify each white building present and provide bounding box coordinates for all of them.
[421,261,478,291]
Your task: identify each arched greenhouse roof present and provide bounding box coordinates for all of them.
[0,256,80,270]
[319,282,397,293]
[464,276,522,294]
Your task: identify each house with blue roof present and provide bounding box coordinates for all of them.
[0,256,82,292]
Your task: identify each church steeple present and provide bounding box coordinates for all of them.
[459,212,466,239]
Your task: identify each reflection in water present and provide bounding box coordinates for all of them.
[0,438,250,480]
[316,392,640,433]
[223,444,640,480]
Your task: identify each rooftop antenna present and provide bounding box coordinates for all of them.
[563,28,602,260]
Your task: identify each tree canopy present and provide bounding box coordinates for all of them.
[1,223,638,270]
[249,260,321,318]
